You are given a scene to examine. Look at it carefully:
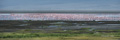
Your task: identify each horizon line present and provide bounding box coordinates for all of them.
[0,10,120,13]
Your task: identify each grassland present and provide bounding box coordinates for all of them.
[0,20,120,40]
[0,37,119,40]
[1,29,120,40]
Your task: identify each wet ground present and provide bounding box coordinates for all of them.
[0,20,120,32]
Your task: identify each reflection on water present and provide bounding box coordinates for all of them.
[0,21,120,40]
[1,21,120,30]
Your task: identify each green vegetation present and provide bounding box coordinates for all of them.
[1,20,120,40]
[1,32,120,40]
[0,32,78,38]
[0,37,119,40]
[0,29,120,38]
[0,29,120,40]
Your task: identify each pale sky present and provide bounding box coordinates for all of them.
[0,0,120,11]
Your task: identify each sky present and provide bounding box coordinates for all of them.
[0,0,120,11]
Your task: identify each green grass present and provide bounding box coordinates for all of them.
[0,32,79,38]
[0,36,119,40]
[1,29,120,38]
[0,32,120,38]
[1,30,120,40]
